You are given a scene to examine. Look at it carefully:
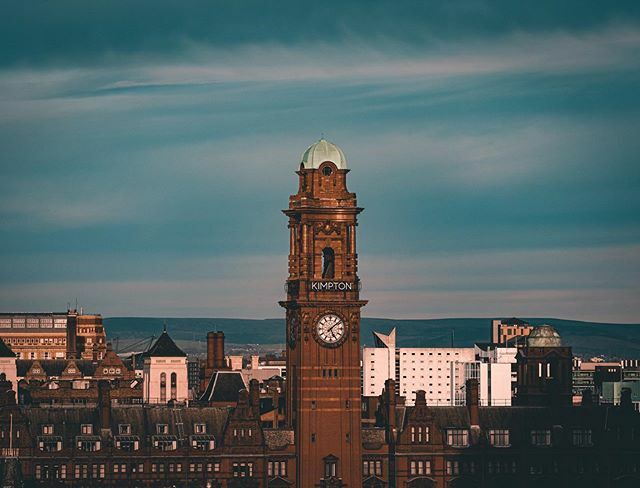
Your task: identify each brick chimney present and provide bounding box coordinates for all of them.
[97,380,112,434]
[251,355,260,370]
[384,379,397,443]
[66,310,78,360]
[415,390,426,406]
[207,331,226,370]
[206,332,215,371]
[466,378,480,427]
[621,387,633,412]
[249,379,260,418]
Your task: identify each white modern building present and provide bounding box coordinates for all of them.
[142,329,189,404]
[363,328,514,406]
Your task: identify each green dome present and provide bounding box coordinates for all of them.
[301,138,347,170]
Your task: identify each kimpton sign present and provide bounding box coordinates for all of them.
[311,281,354,291]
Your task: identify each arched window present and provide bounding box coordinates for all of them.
[160,372,167,403]
[322,247,335,279]
[171,372,177,400]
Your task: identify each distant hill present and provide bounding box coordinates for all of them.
[104,316,640,359]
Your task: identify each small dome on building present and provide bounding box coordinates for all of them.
[527,325,562,347]
[301,138,347,170]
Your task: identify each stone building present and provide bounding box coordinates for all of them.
[142,329,188,405]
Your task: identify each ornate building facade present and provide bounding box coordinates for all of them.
[279,138,366,487]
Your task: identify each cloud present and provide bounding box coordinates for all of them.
[1,1,638,68]
[0,7,639,320]
[1,22,640,103]
[360,245,640,322]
[0,245,637,322]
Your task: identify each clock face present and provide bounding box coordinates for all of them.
[315,313,346,346]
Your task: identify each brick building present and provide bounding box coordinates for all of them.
[1,374,640,487]
[490,318,534,346]
[0,311,107,361]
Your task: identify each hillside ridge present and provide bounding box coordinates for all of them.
[104,316,640,358]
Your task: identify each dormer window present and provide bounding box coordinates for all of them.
[191,435,215,450]
[489,429,510,447]
[81,424,93,435]
[153,436,177,451]
[38,436,62,452]
[446,429,469,448]
[115,436,139,451]
[77,438,101,452]
[119,424,131,435]
[157,424,168,434]
[42,424,54,435]
[194,423,206,434]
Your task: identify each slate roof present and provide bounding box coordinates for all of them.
[200,371,246,403]
[0,337,15,358]
[145,330,186,358]
[398,405,622,431]
[16,359,97,377]
[18,405,231,447]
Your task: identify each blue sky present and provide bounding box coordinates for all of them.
[1,1,639,321]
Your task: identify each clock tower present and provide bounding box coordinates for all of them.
[280,139,366,488]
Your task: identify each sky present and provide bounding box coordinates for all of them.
[1,1,639,322]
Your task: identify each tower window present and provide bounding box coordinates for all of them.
[324,456,338,478]
[160,372,167,402]
[322,247,335,279]
[170,372,177,400]
[322,166,333,176]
